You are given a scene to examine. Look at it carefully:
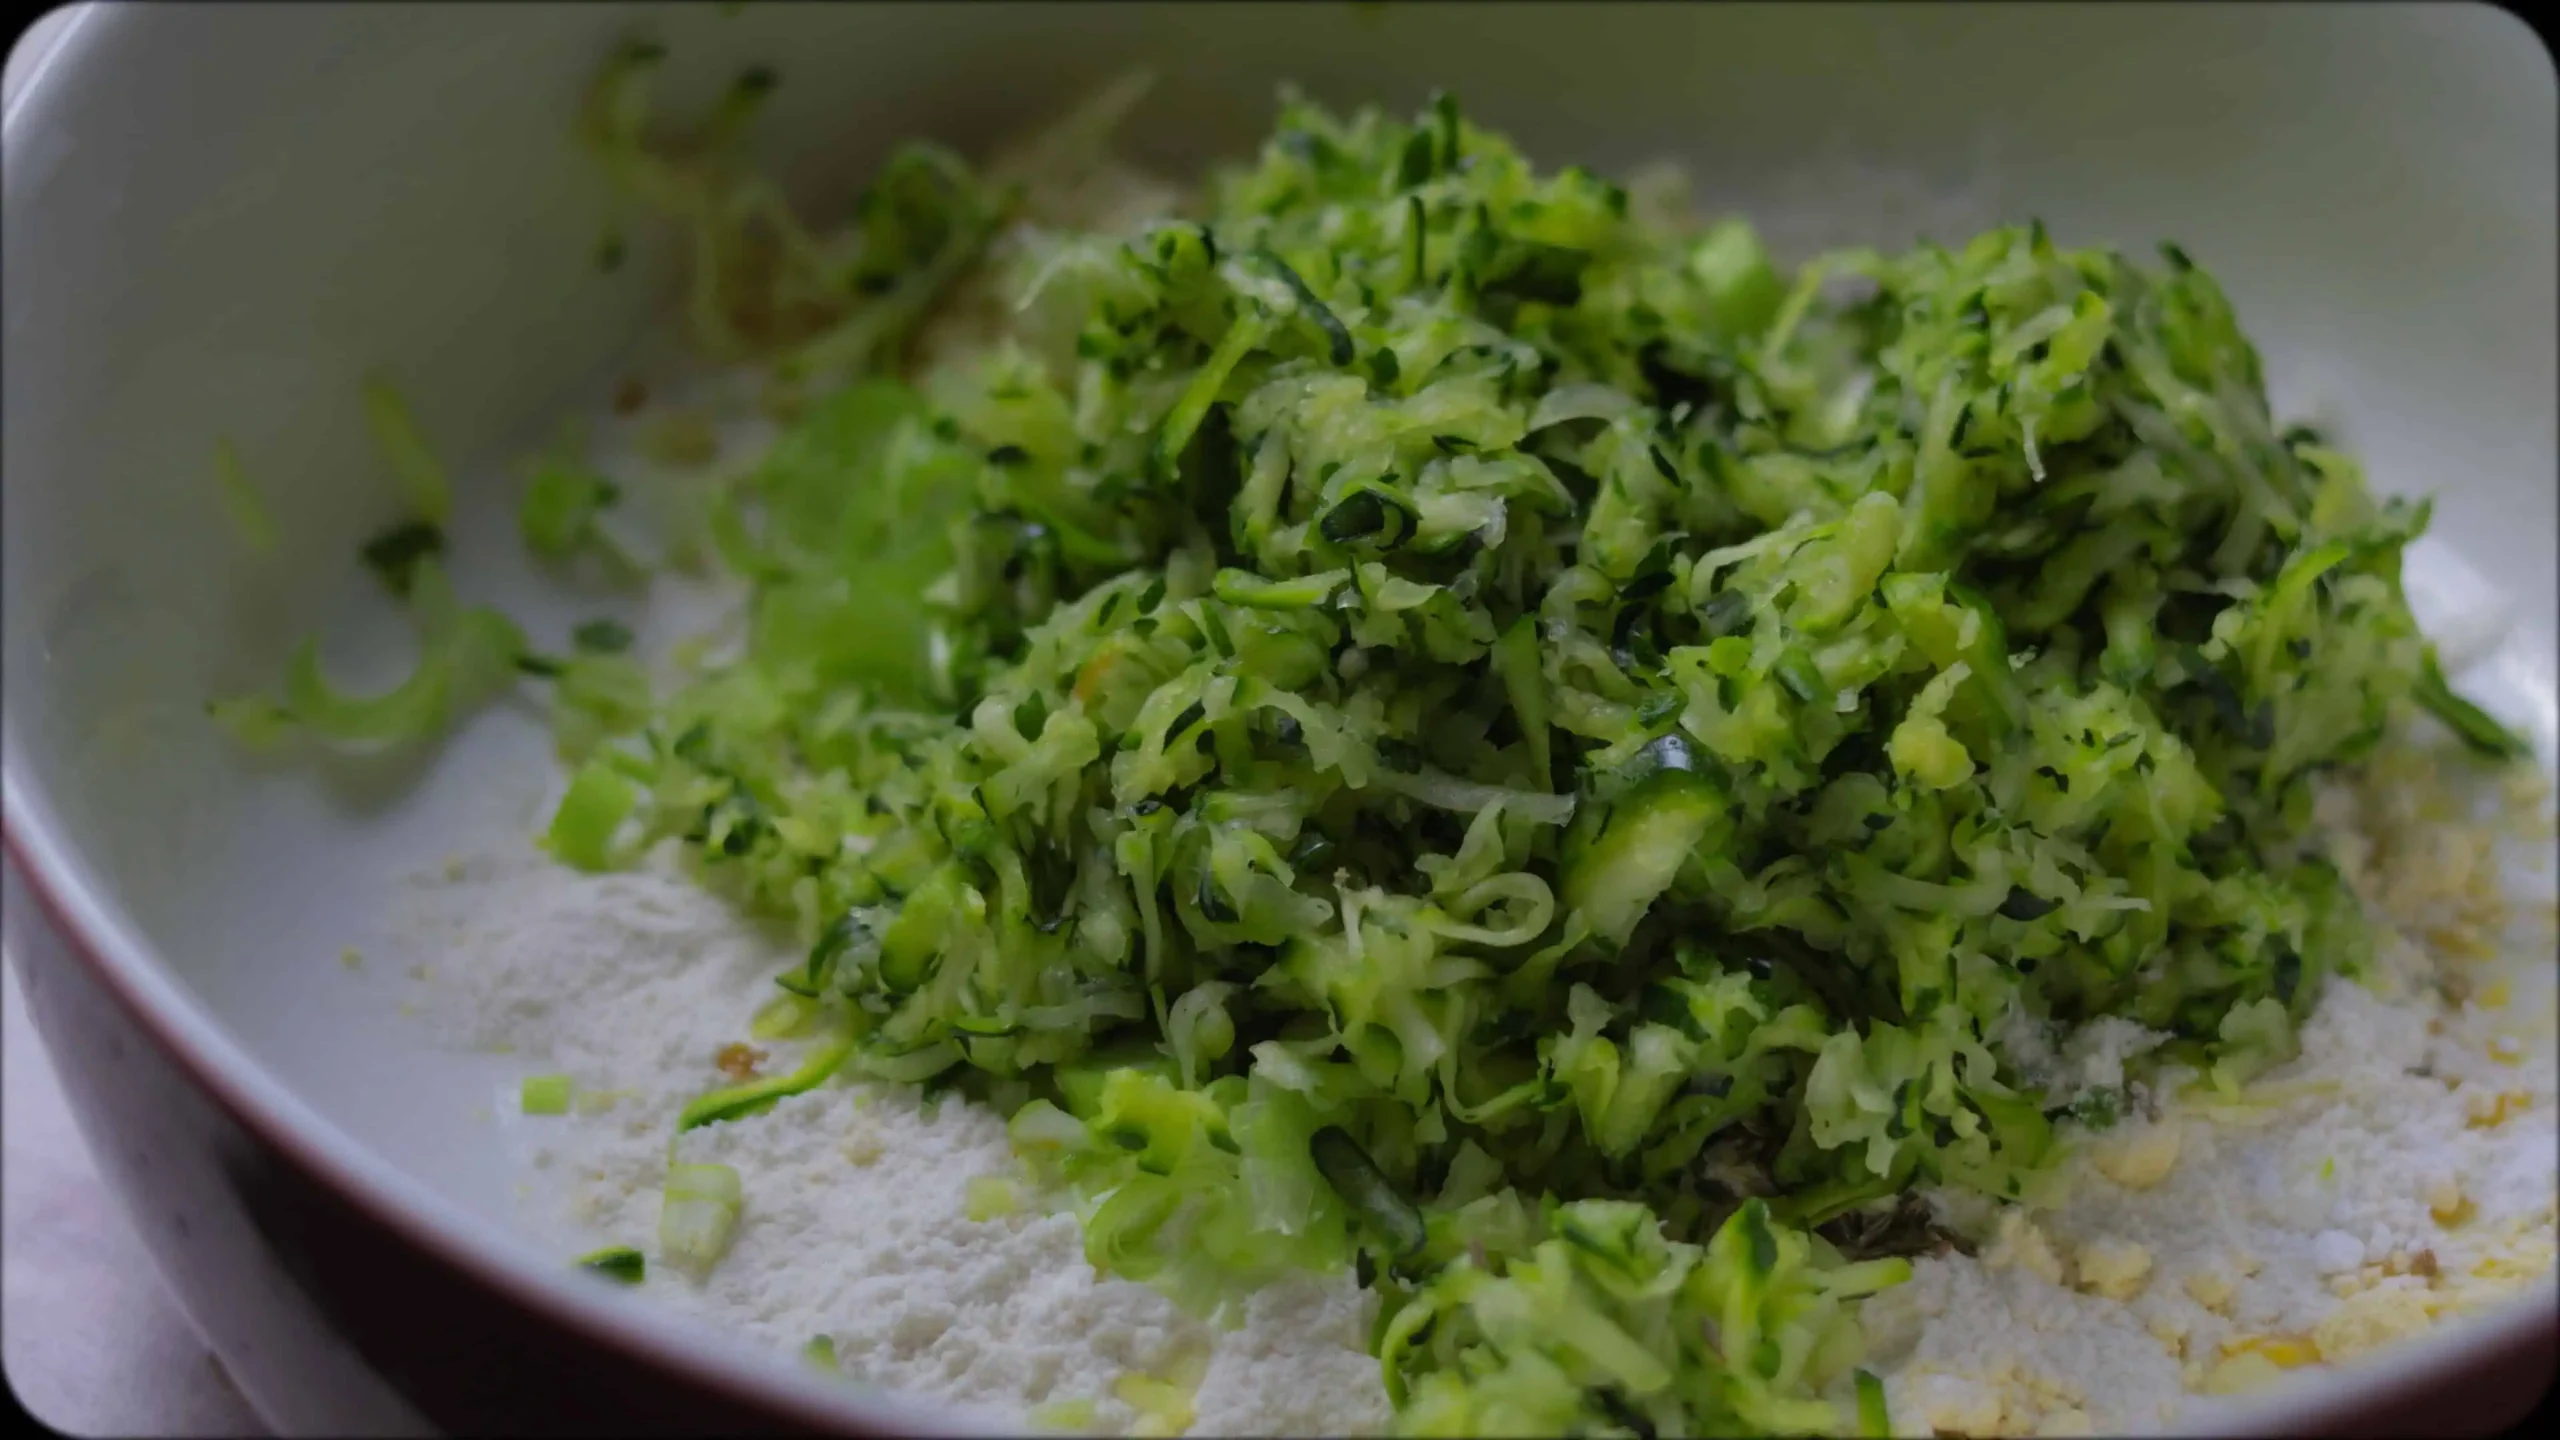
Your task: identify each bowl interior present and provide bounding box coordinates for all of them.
[5,1,2553,1430]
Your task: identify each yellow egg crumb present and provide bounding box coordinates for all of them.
[1907,1374,2008,1436]
[2463,1089,2530,1128]
[2221,1333,2321,1369]
[2449,1272,2533,1312]
[2428,1177,2469,1225]
[2201,1351,2284,1396]
[2312,1286,2435,1361]
[2472,1243,2555,1284]
[2035,1407,2095,1437]
[1985,1209,2069,1286]
[2184,1269,2236,1313]
[2075,1237,2153,1300]
[2477,980,2512,1010]
[2426,926,2497,963]
[2091,1118,2183,1191]
[1900,1363,2096,1439]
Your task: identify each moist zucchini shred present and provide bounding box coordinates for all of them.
[222,65,2534,1436]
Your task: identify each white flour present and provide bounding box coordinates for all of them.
[1866,970,2557,1434]
[403,847,1389,1436]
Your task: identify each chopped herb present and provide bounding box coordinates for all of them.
[520,1074,575,1115]
[572,618,635,654]
[358,520,445,599]
[576,1245,646,1283]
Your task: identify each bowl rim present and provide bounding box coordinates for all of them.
[1,4,2551,1435]
[0,4,83,120]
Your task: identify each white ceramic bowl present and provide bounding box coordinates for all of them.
[5,3,2553,1432]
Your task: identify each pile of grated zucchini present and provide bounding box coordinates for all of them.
[217,54,2531,1437]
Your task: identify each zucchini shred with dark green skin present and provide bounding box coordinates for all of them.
[217,61,2533,1437]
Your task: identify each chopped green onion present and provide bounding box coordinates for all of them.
[572,618,635,654]
[520,459,623,560]
[520,1074,575,1115]
[542,761,638,872]
[575,1245,646,1284]
[1027,1397,1099,1433]
[358,520,445,599]
[213,438,277,552]
[749,993,821,1040]
[1112,1375,1196,1439]
[209,559,526,751]
[965,1174,1021,1221]
[658,1161,744,1272]
[1853,1369,1891,1437]
[362,379,453,525]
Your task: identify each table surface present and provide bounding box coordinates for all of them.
[5,9,265,1433]
[3,961,269,1435]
